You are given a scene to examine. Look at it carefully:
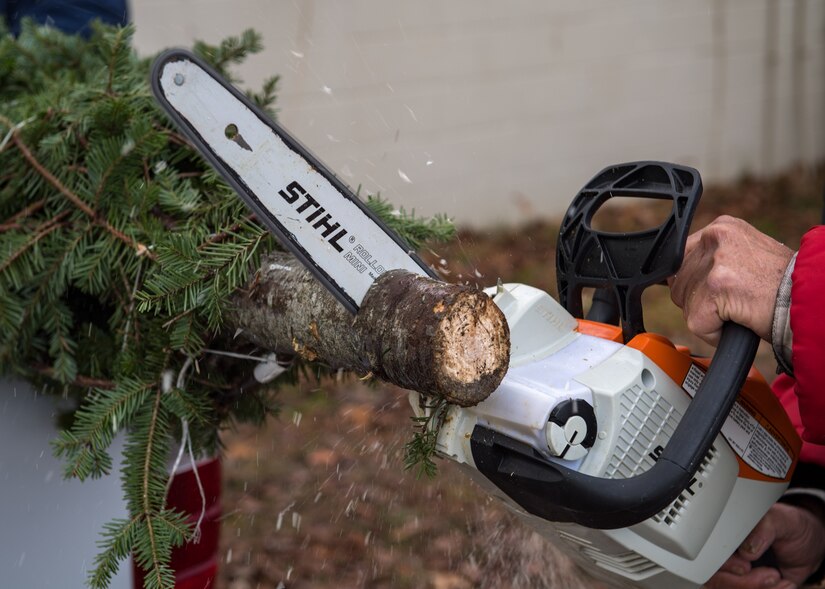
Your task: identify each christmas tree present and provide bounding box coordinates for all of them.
[0,22,467,588]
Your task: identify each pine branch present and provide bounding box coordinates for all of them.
[142,390,168,589]
[2,121,94,218]
[117,387,189,589]
[91,125,155,208]
[88,516,141,588]
[2,198,46,227]
[53,378,155,479]
[0,210,70,275]
[193,29,263,76]
[364,193,455,250]
[156,509,192,540]
[162,385,212,426]
[138,223,270,330]
[404,397,449,479]
[197,214,256,249]
[1,228,87,376]
[6,126,157,260]
[34,364,116,389]
[104,27,128,95]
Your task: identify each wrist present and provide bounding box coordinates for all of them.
[771,252,797,375]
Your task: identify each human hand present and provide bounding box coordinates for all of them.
[668,216,793,346]
[705,502,825,589]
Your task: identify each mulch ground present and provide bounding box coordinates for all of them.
[217,380,600,589]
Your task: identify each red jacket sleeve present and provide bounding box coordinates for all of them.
[788,225,825,444]
[773,373,825,466]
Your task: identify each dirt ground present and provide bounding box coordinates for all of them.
[215,166,825,589]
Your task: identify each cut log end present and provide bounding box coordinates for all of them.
[434,290,510,406]
[360,269,510,406]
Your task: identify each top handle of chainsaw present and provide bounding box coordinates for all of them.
[471,322,760,529]
[556,161,703,342]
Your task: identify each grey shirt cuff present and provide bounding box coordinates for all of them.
[772,253,797,376]
[783,487,825,506]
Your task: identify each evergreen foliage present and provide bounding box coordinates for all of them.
[404,397,450,479]
[0,22,455,588]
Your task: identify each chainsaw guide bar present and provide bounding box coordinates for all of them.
[151,50,437,314]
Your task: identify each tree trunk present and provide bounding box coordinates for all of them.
[229,252,510,406]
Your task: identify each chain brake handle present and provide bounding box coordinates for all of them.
[556,161,702,342]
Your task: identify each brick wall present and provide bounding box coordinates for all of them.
[134,0,825,226]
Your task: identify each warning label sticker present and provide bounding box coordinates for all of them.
[682,364,792,479]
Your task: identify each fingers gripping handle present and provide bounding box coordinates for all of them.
[471,322,760,529]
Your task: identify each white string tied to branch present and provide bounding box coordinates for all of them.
[162,358,207,544]
[160,349,290,544]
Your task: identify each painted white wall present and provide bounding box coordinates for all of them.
[133,0,825,227]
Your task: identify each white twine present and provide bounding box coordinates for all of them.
[201,348,271,362]
[203,348,292,384]
[163,358,207,544]
[121,258,144,353]
[160,347,290,543]
[0,117,34,152]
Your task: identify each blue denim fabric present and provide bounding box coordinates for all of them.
[2,0,129,36]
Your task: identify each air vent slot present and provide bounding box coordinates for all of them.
[604,384,721,527]
[557,530,663,580]
[605,385,679,479]
[651,444,719,527]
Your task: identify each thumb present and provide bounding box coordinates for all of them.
[739,513,780,561]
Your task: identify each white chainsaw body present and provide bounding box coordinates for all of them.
[412,283,789,588]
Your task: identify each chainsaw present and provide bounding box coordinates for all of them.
[151,50,801,589]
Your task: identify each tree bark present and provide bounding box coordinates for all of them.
[229,251,510,406]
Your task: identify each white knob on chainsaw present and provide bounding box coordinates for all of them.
[546,416,589,460]
[544,398,597,460]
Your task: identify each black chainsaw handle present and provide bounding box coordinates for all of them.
[471,322,759,529]
[556,161,703,342]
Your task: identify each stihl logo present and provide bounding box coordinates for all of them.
[278,180,348,252]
